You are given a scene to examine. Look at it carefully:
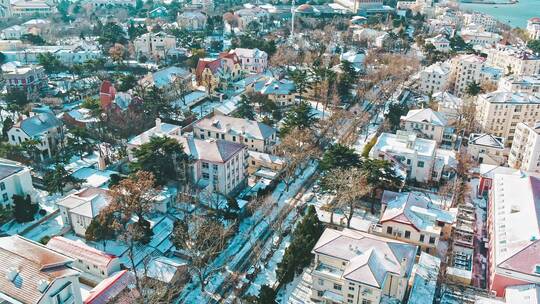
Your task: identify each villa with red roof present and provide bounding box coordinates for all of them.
[195,53,241,93]
[487,173,540,296]
[47,236,121,284]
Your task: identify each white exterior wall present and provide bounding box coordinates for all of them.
[401,121,445,143]
[379,221,440,253]
[475,96,540,144]
[196,147,247,195]
[193,126,275,153]
[468,143,506,166]
[451,57,484,97]
[134,34,177,59]
[508,122,540,172]
[7,126,62,160]
[484,48,540,76]
[418,67,450,94]
[0,166,35,206]
[527,20,540,40]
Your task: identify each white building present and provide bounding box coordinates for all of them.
[46,236,121,284]
[484,44,540,76]
[417,61,451,95]
[498,75,540,94]
[0,158,36,206]
[460,27,501,46]
[56,187,112,237]
[310,228,417,304]
[134,32,179,61]
[0,235,83,304]
[467,133,507,166]
[128,119,248,195]
[10,0,55,17]
[400,108,453,145]
[0,25,26,39]
[425,34,450,52]
[333,0,384,14]
[193,114,277,153]
[433,91,463,123]
[508,122,540,173]
[177,11,207,31]
[527,17,540,40]
[487,173,540,296]
[2,44,102,66]
[463,12,497,32]
[450,54,486,97]
[228,48,268,74]
[369,131,438,183]
[8,112,64,160]
[475,91,540,144]
[372,190,455,254]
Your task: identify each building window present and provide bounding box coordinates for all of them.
[429,236,436,244]
[386,226,393,234]
[202,172,209,179]
[202,162,209,169]
[317,291,323,297]
[318,278,324,285]
[2,193,7,202]
[333,283,342,291]
[362,300,372,304]
[0,182,5,191]
[212,164,218,171]
[348,294,354,298]
[349,286,355,291]
[419,234,425,242]
[417,161,425,168]
[404,230,411,239]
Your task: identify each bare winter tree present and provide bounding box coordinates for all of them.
[171,214,235,292]
[322,168,373,228]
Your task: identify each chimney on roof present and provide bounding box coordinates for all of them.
[6,267,19,282]
[400,257,408,277]
[37,279,50,293]
[155,118,162,133]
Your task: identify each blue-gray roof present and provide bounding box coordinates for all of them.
[19,113,62,137]
[0,160,24,181]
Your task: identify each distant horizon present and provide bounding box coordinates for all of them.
[459,0,540,28]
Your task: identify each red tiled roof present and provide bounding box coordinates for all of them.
[84,270,135,304]
[47,236,117,269]
[499,239,540,276]
[195,59,223,80]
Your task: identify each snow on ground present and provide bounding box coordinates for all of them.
[277,268,315,304]
[177,162,318,303]
[80,283,93,300]
[308,101,332,120]
[246,235,291,296]
[24,213,64,242]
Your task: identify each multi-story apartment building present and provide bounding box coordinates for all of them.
[177,11,207,31]
[310,228,417,304]
[417,61,451,95]
[463,12,497,32]
[475,91,540,145]
[450,54,485,97]
[0,158,36,206]
[8,112,64,160]
[400,108,453,145]
[508,122,540,172]
[467,133,507,166]
[484,44,540,76]
[193,114,277,153]
[10,0,55,17]
[0,235,83,304]
[487,173,540,296]
[46,236,121,284]
[460,28,501,46]
[128,119,248,195]
[134,32,179,61]
[371,191,455,255]
[228,48,268,74]
[527,17,540,40]
[498,75,540,94]
[1,62,46,96]
[369,131,438,183]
